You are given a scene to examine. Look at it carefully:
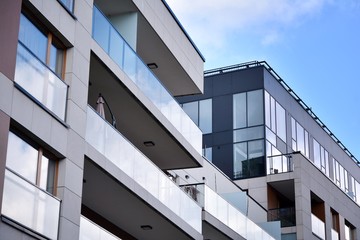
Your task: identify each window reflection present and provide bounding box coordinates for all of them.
[234,90,263,129]
[182,99,212,134]
[6,132,38,184]
[6,131,57,194]
[264,91,286,142]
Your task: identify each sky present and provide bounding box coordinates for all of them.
[166,0,360,160]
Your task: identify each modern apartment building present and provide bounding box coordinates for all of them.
[0,0,279,240]
[177,61,360,240]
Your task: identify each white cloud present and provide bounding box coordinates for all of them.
[166,0,328,50]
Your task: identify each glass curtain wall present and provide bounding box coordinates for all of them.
[264,91,289,174]
[233,89,265,179]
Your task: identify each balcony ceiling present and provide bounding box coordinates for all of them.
[94,0,202,96]
[89,55,201,170]
[268,180,295,202]
[82,160,194,240]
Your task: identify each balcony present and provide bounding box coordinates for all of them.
[1,169,60,240]
[267,154,294,175]
[85,106,202,234]
[311,214,325,240]
[182,184,276,240]
[91,6,202,155]
[268,207,296,227]
[80,216,120,240]
[14,42,68,121]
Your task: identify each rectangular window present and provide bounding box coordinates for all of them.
[313,139,321,168]
[182,99,212,134]
[234,126,264,143]
[233,93,247,129]
[265,91,271,128]
[275,102,286,142]
[247,90,263,127]
[291,117,296,150]
[199,99,212,134]
[345,221,355,240]
[19,13,65,78]
[234,90,263,129]
[234,142,247,178]
[203,147,212,162]
[356,180,360,205]
[6,131,57,194]
[296,123,305,154]
[182,101,198,125]
[304,130,309,158]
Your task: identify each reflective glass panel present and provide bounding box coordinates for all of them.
[313,139,321,168]
[49,43,64,77]
[19,14,47,63]
[182,101,198,125]
[6,132,38,184]
[233,93,246,129]
[265,91,271,128]
[199,99,212,134]
[234,126,264,143]
[296,123,305,154]
[248,140,264,159]
[266,127,276,146]
[234,142,247,178]
[270,96,276,131]
[93,7,110,52]
[247,90,264,127]
[203,147,212,162]
[276,102,286,142]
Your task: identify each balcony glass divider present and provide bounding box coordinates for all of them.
[85,106,202,233]
[14,42,68,121]
[1,168,61,240]
[80,216,120,240]
[92,6,202,154]
[181,184,275,240]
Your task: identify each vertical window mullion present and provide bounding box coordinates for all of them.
[36,148,43,186]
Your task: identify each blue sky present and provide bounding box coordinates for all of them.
[167,0,360,159]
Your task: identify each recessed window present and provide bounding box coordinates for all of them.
[19,13,65,78]
[6,131,57,194]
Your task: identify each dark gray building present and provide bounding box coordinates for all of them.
[178,61,360,240]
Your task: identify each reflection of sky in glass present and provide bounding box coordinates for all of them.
[2,170,60,240]
[6,132,38,184]
[86,107,202,233]
[15,44,67,120]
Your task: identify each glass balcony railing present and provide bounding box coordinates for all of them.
[1,169,60,240]
[92,6,202,154]
[14,42,68,121]
[80,216,121,240]
[181,184,275,240]
[311,214,325,240]
[268,207,296,227]
[267,154,294,175]
[331,228,339,240]
[85,106,202,233]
